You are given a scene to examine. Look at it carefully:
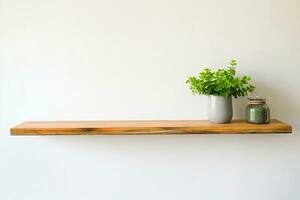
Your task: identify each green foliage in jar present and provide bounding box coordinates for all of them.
[186,60,255,98]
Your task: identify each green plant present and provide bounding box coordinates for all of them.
[186,59,255,98]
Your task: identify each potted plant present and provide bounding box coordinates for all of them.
[186,59,255,123]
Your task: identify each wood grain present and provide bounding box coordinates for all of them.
[10,119,292,135]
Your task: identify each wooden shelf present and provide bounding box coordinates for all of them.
[10,119,292,135]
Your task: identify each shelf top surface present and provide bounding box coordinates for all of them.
[11,119,292,135]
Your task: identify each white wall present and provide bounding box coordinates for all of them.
[1,0,300,199]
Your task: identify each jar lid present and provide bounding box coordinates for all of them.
[248,95,266,104]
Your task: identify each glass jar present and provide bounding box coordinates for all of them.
[246,97,270,124]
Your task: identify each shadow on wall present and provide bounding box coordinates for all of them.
[234,80,300,123]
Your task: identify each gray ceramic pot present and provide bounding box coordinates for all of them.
[208,96,233,123]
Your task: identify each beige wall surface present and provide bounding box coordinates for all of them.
[0,0,299,199]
